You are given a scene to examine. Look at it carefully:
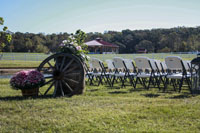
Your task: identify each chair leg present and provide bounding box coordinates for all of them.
[90,75,94,85]
[131,76,136,88]
[120,77,125,88]
[112,76,116,87]
[134,77,139,88]
[155,77,161,90]
[178,78,184,92]
[105,75,112,87]
[97,76,103,86]
[171,79,177,91]
[163,78,169,92]
[185,77,192,93]
[141,78,147,89]
[128,76,134,87]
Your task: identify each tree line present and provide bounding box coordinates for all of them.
[3,26,200,53]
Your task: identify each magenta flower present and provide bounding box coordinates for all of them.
[10,70,45,90]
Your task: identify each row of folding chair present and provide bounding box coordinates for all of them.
[84,56,192,92]
[134,56,191,92]
[84,57,134,87]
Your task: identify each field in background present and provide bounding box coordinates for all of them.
[0,52,197,67]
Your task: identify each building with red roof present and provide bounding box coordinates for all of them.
[85,38,119,54]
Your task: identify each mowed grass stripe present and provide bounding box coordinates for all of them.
[0,53,196,68]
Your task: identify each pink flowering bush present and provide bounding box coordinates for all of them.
[10,70,45,90]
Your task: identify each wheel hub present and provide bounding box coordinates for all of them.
[53,70,64,80]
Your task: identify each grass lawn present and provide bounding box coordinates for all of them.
[0,54,195,68]
[0,79,200,132]
[0,60,41,67]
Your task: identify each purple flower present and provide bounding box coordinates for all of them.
[59,43,65,47]
[76,46,82,50]
[10,70,45,90]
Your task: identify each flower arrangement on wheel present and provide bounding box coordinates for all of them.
[58,29,89,62]
[10,70,45,96]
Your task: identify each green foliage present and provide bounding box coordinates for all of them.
[2,26,200,53]
[0,17,4,25]
[159,47,171,53]
[36,44,49,53]
[135,40,154,52]
[58,29,89,61]
[0,17,12,52]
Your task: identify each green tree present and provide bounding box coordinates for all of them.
[0,17,12,52]
[136,40,154,53]
[35,44,49,53]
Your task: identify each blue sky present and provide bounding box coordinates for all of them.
[1,0,200,34]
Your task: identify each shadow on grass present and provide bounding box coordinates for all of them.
[129,87,147,92]
[107,86,121,89]
[168,92,193,99]
[109,91,128,94]
[142,93,160,98]
[86,89,99,92]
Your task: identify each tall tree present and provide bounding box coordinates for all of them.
[0,17,12,52]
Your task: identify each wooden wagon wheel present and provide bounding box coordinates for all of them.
[37,53,85,97]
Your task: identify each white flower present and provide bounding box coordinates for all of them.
[62,40,68,43]
[70,42,74,45]
[76,46,82,50]
[69,35,75,40]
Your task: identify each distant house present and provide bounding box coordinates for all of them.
[85,38,119,54]
[137,48,147,53]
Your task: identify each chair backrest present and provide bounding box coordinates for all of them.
[149,59,158,71]
[113,57,125,70]
[154,59,162,72]
[89,61,93,70]
[124,59,134,71]
[83,62,90,72]
[165,56,183,71]
[105,59,115,70]
[161,61,168,72]
[187,60,191,69]
[134,57,151,71]
[90,58,103,71]
[183,61,190,71]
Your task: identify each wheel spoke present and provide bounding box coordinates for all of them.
[53,81,58,97]
[62,80,73,92]
[40,78,54,87]
[64,66,79,74]
[65,72,80,76]
[44,81,55,95]
[59,81,65,96]
[62,59,74,72]
[55,57,59,70]
[60,56,66,71]
[47,61,54,70]
[64,77,79,84]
